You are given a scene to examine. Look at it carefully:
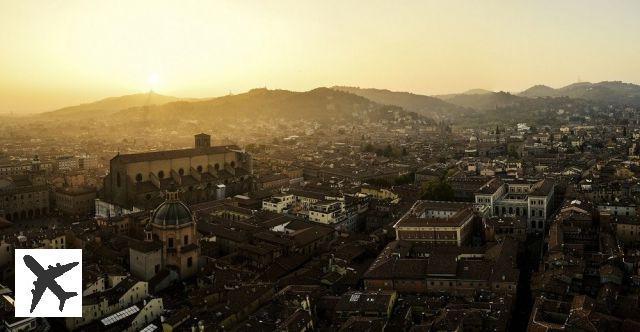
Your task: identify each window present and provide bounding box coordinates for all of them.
[168,238,174,248]
[187,257,193,267]
[184,235,189,245]
[197,165,203,172]
[230,161,236,168]
[136,173,143,182]
[214,163,220,171]
[116,173,121,187]
[158,171,165,179]
[178,168,184,176]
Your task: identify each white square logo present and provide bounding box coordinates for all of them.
[14,249,82,317]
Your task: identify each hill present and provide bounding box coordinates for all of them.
[434,88,494,101]
[518,85,558,98]
[40,92,188,119]
[108,87,426,125]
[519,81,640,105]
[436,91,525,110]
[331,86,465,118]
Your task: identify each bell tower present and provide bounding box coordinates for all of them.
[194,133,211,149]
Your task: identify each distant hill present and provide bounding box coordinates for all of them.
[462,88,493,95]
[519,81,640,105]
[435,91,525,110]
[331,86,466,118]
[40,92,189,119]
[107,87,426,125]
[434,88,494,101]
[519,85,558,98]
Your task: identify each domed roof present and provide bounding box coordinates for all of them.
[151,190,193,227]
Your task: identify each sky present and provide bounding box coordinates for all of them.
[1,0,640,113]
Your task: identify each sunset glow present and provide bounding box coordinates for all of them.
[1,1,640,112]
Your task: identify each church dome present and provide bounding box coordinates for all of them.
[151,190,193,227]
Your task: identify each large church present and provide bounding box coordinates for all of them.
[103,133,253,210]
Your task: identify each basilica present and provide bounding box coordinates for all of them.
[102,133,253,210]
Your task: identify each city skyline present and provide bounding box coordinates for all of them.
[2,0,640,112]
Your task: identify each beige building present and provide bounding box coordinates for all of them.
[129,241,163,281]
[0,170,49,222]
[394,201,477,247]
[54,186,97,217]
[103,133,253,209]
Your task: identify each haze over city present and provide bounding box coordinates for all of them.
[2,0,640,112]
[2,2,640,331]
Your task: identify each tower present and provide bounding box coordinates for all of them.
[194,133,211,149]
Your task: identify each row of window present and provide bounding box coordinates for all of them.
[3,192,45,201]
[134,162,237,183]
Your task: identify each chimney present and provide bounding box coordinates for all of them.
[195,133,211,149]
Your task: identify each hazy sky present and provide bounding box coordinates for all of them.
[2,0,640,113]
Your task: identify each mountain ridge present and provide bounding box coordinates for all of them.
[331,86,466,118]
[40,92,195,119]
[518,81,640,104]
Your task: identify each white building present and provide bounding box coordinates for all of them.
[475,179,554,232]
[65,276,153,330]
[262,189,358,231]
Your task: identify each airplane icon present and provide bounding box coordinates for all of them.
[23,255,79,313]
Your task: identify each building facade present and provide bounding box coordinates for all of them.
[393,200,480,247]
[54,186,97,217]
[103,133,253,209]
[0,170,49,222]
[475,179,554,233]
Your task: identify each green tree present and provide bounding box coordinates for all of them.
[383,144,393,157]
[420,175,454,201]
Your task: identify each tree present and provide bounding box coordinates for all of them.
[420,175,454,201]
[363,143,375,153]
[383,144,393,157]
[508,146,520,158]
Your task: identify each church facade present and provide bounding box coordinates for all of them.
[103,133,253,209]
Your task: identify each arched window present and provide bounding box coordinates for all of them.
[214,163,220,171]
[158,171,165,179]
[135,173,143,182]
[230,161,236,168]
[178,168,184,176]
[197,165,203,173]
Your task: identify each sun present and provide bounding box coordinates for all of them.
[147,73,160,89]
